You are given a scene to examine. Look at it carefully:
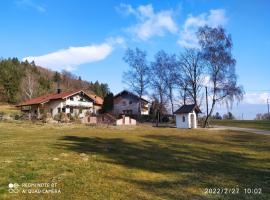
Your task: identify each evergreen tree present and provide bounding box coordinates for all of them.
[0,58,24,103]
[101,93,114,113]
[53,72,61,83]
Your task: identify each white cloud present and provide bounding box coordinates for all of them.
[117,4,178,41]
[116,3,136,16]
[178,9,227,48]
[15,0,46,13]
[23,37,124,71]
[243,92,270,105]
[201,75,211,87]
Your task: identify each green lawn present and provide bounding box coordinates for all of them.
[212,120,270,130]
[0,121,269,200]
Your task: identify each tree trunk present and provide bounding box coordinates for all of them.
[156,109,160,127]
[203,100,215,128]
[169,87,174,114]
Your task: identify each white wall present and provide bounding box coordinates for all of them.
[175,111,197,129]
[65,94,93,108]
[176,113,189,128]
[190,111,197,128]
[114,95,149,115]
[116,116,137,125]
[48,100,62,117]
[43,93,93,118]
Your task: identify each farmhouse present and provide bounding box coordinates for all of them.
[17,90,103,119]
[113,90,150,116]
[88,94,104,113]
[174,104,201,129]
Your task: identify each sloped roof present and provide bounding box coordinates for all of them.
[17,90,93,106]
[88,94,103,106]
[174,104,202,114]
[114,90,149,103]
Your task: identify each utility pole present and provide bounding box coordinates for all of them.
[205,86,209,116]
[267,98,270,120]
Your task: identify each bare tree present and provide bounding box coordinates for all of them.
[179,48,205,106]
[123,48,149,115]
[149,50,169,126]
[177,81,188,105]
[255,113,270,120]
[123,48,149,98]
[197,26,244,127]
[21,68,37,100]
[161,52,178,114]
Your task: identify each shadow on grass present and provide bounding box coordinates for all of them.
[56,134,270,200]
[223,132,270,152]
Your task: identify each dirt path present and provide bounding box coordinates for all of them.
[211,126,270,135]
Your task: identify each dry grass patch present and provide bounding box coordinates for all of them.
[0,121,269,200]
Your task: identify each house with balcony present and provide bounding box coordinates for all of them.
[17,90,102,119]
[113,90,150,116]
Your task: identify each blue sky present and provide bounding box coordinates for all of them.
[0,0,269,119]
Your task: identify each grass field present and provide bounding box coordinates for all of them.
[0,103,21,115]
[212,120,270,130]
[0,121,269,200]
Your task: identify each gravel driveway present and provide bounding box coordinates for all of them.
[211,126,270,135]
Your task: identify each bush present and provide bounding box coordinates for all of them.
[53,113,60,121]
[9,112,23,120]
[41,112,52,123]
[14,114,21,120]
[0,112,4,121]
[53,112,69,123]
[138,115,155,123]
[161,115,170,123]
[67,112,81,123]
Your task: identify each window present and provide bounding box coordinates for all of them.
[123,110,132,115]
[79,109,82,114]
[79,97,84,102]
[182,116,185,122]
[58,108,61,113]
[70,97,74,101]
[62,108,66,113]
[122,101,126,106]
[50,109,53,115]
[129,101,132,104]
[70,107,73,114]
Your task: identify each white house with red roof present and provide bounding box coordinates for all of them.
[17,90,102,119]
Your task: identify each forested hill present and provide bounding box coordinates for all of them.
[0,58,110,104]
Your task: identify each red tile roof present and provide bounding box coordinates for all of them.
[88,94,103,106]
[17,90,92,106]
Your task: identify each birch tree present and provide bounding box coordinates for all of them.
[197,26,244,127]
[21,68,37,100]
